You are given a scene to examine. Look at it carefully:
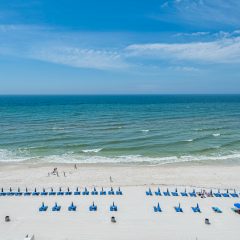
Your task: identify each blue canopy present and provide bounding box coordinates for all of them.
[234,203,240,209]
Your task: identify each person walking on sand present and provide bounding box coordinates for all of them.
[110,176,113,183]
[74,164,77,170]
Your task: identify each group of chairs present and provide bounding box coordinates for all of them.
[153,202,223,213]
[146,187,239,198]
[0,187,123,197]
[39,201,118,212]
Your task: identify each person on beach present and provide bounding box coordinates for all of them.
[74,164,77,170]
[110,176,113,183]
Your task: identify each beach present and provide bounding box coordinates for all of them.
[1,162,240,240]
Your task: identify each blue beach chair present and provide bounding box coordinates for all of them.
[52,202,61,211]
[108,187,115,195]
[174,203,183,213]
[68,202,77,211]
[82,187,89,195]
[222,189,230,197]
[181,189,188,197]
[65,187,72,195]
[32,188,40,196]
[91,187,98,195]
[15,187,22,196]
[230,189,239,198]
[57,187,64,196]
[41,188,48,196]
[39,202,48,212]
[24,187,31,196]
[110,202,118,211]
[172,188,179,197]
[49,187,56,196]
[146,188,153,196]
[154,203,162,212]
[7,187,14,196]
[0,188,6,196]
[116,187,123,195]
[189,189,196,197]
[100,187,106,195]
[214,190,222,198]
[155,187,161,196]
[163,188,170,196]
[212,206,222,213]
[89,202,97,211]
[192,203,201,213]
[74,187,81,195]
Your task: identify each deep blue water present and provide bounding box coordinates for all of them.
[0,95,240,164]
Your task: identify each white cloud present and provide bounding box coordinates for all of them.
[126,37,240,63]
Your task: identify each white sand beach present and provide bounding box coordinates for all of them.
[0,162,240,240]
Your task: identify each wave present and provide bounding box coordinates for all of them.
[213,133,221,137]
[81,148,103,153]
[141,129,149,133]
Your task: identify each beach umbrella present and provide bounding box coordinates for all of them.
[234,203,240,209]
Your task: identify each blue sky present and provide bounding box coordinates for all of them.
[1,0,240,94]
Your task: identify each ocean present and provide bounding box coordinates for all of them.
[0,95,240,164]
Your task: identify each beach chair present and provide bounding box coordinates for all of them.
[41,188,48,196]
[189,189,197,197]
[24,188,31,196]
[15,187,22,196]
[57,187,64,196]
[108,187,115,195]
[116,187,123,195]
[174,203,183,213]
[181,189,188,197]
[82,187,89,195]
[230,189,239,198]
[89,202,97,211]
[146,188,153,196]
[52,202,61,211]
[7,187,14,196]
[74,187,81,195]
[155,187,161,196]
[91,187,98,195]
[222,192,230,197]
[213,190,222,197]
[212,206,222,213]
[172,188,179,196]
[100,187,106,195]
[65,187,72,195]
[110,202,118,211]
[192,203,201,213]
[32,188,40,196]
[68,202,77,211]
[39,202,48,212]
[0,188,6,196]
[163,188,170,196]
[49,187,56,196]
[154,203,162,212]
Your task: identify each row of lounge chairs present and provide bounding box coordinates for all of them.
[153,203,223,213]
[146,188,239,198]
[39,201,118,212]
[0,187,123,197]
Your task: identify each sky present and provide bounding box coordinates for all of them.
[1,0,240,94]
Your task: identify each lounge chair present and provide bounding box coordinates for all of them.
[110,202,118,211]
[32,188,40,196]
[24,188,31,196]
[65,187,72,195]
[68,202,77,211]
[57,187,64,196]
[108,187,115,195]
[181,189,188,197]
[116,187,123,195]
[89,202,97,211]
[155,187,161,196]
[174,203,183,212]
[39,202,48,212]
[163,188,170,196]
[212,206,222,213]
[154,203,162,212]
[74,187,81,195]
[15,187,23,196]
[49,187,56,196]
[230,189,239,198]
[214,189,222,197]
[52,202,61,211]
[192,203,201,213]
[100,187,106,195]
[7,187,14,196]
[146,188,153,196]
[82,187,89,195]
[41,188,48,196]
[172,188,179,196]
[91,187,98,195]
[0,188,6,196]
[189,189,196,197]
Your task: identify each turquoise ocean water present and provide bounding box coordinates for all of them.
[0,95,240,164]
